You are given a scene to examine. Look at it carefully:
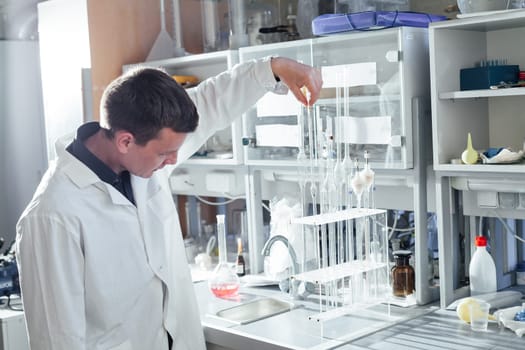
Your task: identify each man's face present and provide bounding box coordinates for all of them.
[124,128,187,178]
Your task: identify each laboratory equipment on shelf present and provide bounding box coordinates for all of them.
[391,250,415,298]
[469,235,497,296]
[208,214,240,298]
[456,0,508,14]
[201,0,229,52]
[291,208,390,322]
[235,237,246,276]
[239,24,436,307]
[240,26,432,170]
[228,0,249,49]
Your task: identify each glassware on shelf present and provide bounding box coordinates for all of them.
[208,214,240,298]
[391,250,415,297]
[235,237,246,277]
[201,0,229,52]
[228,0,249,48]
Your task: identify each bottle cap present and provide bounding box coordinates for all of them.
[393,250,412,257]
[475,235,487,247]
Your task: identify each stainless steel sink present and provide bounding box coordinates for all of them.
[215,298,294,324]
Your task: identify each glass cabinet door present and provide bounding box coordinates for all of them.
[240,26,430,170]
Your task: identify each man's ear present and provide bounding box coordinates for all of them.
[115,131,135,154]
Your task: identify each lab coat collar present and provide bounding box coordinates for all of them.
[55,132,135,206]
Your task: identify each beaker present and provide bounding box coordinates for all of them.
[208,214,240,298]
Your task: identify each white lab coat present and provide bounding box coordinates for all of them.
[16,57,282,350]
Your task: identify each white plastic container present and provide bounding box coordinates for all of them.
[469,236,497,295]
[457,0,508,14]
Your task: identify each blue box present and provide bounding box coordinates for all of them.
[311,11,447,36]
[460,65,519,91]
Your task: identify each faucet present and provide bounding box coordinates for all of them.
[261,235,300,274]
[261,235,311,298]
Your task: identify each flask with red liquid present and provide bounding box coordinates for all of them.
[208,214,240,298]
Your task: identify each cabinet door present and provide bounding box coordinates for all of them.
[240,27,430,170]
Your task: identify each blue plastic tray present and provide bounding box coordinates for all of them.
[312,11,448,35]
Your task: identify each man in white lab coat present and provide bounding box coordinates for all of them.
[15,56,322,350]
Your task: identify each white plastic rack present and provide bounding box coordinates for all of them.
[290,208,390,323]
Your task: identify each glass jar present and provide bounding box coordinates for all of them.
[391,250,415,297]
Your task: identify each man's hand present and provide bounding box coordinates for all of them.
[270,57,323,106]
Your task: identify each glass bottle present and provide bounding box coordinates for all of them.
[235,237,246,277]
[208,214,240,298]
[391,250,415,297]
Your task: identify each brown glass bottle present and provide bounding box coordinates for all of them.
[236,238,246,277]
[391,250,415,297]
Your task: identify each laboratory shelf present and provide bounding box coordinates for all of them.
[429,11,525,172]
[434,163,525,174]
[439,87,525,99]
[430,10,525,308]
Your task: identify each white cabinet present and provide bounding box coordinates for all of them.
[0,309,29,350]
[429,11,525,308]
[430,11,525,173]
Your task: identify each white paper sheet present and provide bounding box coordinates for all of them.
[256,91,300,117]
[321,62,377,88]
[255,124,301,147]
[336,116,392,145]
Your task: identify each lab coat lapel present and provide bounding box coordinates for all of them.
[131,174,168,283]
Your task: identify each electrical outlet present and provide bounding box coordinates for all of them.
[498,192,517,209]
[477,191,498,208]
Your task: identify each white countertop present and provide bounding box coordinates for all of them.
[194,281,525,350]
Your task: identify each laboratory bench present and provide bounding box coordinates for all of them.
[194,281,525,350]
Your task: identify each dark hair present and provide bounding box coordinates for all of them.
[99,66,199,145]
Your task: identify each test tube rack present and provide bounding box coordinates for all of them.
[290,208,390,323]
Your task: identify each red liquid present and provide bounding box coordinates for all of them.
[210,283,240,298]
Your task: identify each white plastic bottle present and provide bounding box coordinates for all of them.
[469,235,497,295]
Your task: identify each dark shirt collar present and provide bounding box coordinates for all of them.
[66,122,135,205]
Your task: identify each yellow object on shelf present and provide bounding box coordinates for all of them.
[461,132,479,164]
[172,75,199,88]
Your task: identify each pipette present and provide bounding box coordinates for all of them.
[360,150,375,209]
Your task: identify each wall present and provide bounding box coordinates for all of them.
[0,41,47,246]
[87,0,203,120]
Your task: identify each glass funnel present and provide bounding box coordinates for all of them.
[208,214,240,298]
